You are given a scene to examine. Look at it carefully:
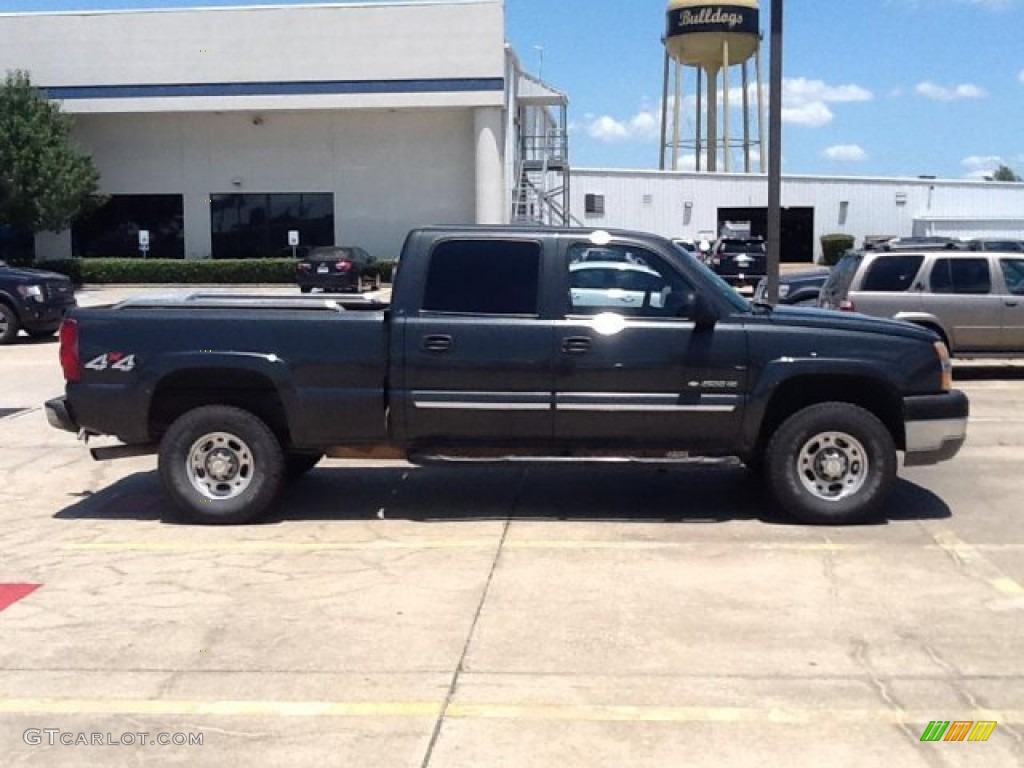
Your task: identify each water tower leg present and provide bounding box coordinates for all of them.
[659,47,670,171]
[755,44,767,174]
[706,66,718,173]
[696,69,703,172]
[672,61,683,170]
[742,61,751,173]
[723,40,731,173]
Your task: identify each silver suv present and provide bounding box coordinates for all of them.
[819,250,1024,355]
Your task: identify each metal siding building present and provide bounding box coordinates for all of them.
[570,169,1024,262]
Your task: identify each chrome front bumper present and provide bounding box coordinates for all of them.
[903,391,969,467]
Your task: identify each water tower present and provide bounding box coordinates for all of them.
[660,1,765,174]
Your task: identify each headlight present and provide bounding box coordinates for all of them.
[934,341,953,392]
[16,284,44,302]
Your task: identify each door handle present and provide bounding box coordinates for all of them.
[421,334,453,353]
[1006,300,1020,308]
[561,336,592,355]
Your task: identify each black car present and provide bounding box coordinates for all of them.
[295,246,381,293]
[753,267,831,306]
[0,260,77,344]
[708,237,767,292]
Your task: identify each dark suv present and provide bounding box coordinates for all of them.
[0,260,77,344]
[707,237,767,293]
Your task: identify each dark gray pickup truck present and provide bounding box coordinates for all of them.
[46,226,968,526]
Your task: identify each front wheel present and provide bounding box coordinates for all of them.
[0,304,20,345]
[765,402,896,525]
[158,405,285,525]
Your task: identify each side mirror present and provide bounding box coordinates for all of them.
[681,291,717,327]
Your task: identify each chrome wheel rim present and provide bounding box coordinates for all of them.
[186,431,254,501]
[797,431,868,502]
[0,312,9,336]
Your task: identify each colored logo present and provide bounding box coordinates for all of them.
[920,721,997,742]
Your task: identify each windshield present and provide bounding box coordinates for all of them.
[673,244,751,312]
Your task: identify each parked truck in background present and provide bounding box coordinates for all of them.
[46,226,968,526]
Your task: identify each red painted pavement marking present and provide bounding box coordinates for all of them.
[0,584,41,612]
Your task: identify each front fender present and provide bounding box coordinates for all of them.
[740,357,901,453]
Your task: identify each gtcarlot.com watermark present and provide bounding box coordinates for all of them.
[23,729,203,747]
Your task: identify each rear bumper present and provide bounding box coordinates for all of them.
[296,275,359,291]
[902,390,969,467]
[45,397,79,434]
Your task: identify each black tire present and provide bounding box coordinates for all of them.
[0,303,20,345]
[158,405,285,525]
[286,452,322,481]
[765,402,896,525]
[299,286,312,294]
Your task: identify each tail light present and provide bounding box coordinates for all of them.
[935,341,953,392]
[59,318,81,383]
[335,260,353,272]
[838,299,856,312]
[297,262,311,272]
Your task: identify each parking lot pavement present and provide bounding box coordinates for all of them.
[1,287,1023,767]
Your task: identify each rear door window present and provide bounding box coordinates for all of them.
[423,239,541,315]
[861,255,924,292]
[929,258,992,295]
[1000,258,1024,295]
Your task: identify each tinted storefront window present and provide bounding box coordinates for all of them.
[210,193,333,259]
[72,194,184,258]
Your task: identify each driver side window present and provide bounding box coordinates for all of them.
[567,243,694,319]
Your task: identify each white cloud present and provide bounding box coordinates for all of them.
[781,77,873,127]
[823,144,868,162]
[582,77,873,144]
[916,81,987,101]
[783,102,834,128]
[585,109,661,143]
[961,155,1006,179]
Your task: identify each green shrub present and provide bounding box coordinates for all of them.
[24,256,400,285]
[33,258,299,285]
[820,234,855,266]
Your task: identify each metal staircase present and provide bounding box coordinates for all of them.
[511,71,574,226]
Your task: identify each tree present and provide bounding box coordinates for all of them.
[0,70,99,239]
[991,164,1022,182]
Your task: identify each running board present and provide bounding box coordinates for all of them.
[90,444,158,461]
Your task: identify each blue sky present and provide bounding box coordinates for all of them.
[3,0,1024,179]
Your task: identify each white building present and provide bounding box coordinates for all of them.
[1,0,1021,264]
[0,0,568,260]
[570,169,1024,263]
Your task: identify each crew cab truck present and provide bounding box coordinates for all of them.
[45,226,969,526]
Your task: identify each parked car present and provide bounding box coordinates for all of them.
[295,246,380,293]
[753,267,831,306]
[0,259,77,345]
[818,249,1024,355]
[707,237,767,293]
[966,238,1024,252]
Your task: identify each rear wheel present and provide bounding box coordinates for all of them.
[159,405,284,525]
[765,402,896,525]
[0,303,20,345]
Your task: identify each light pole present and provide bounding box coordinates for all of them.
[765,0,784,303]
